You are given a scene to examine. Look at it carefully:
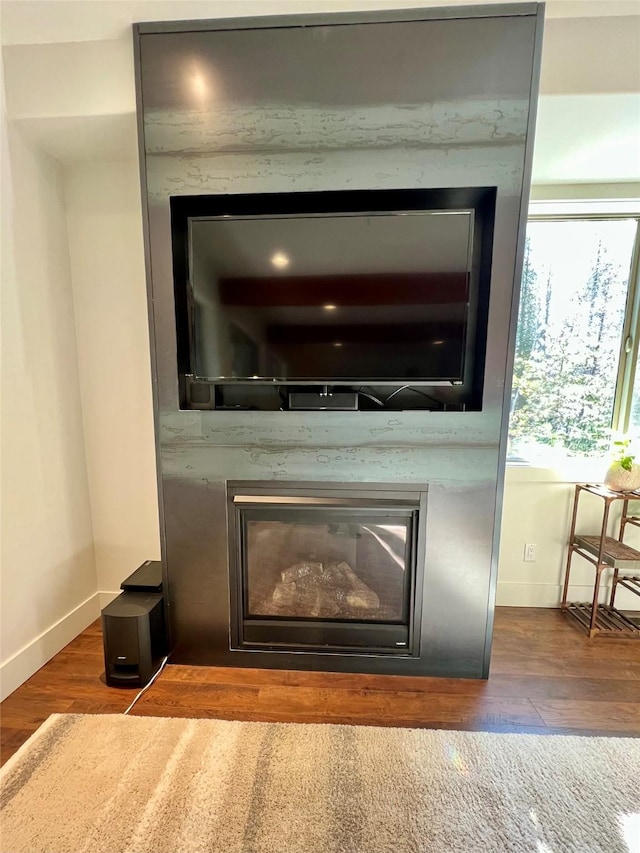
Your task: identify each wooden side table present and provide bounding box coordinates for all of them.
[562,483,640,638]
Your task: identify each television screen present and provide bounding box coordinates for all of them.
[170,188,495,408]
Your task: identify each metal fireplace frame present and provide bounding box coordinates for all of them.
[227,481,428,658]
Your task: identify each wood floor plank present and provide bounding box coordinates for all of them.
[159,665,491,696]
[0,697,75,729]
[2,607,639,765]
[532,698,640,732]
[160,665,640,703]
[0,728,33,765]
[489,653,640,681]
[481,674,640,703]
[66,700,140,715]
[136,681,544,727]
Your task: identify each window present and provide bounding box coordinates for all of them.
[509,215,640,464]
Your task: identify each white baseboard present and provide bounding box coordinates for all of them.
[0,593,102,701]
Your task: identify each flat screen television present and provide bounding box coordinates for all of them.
[170,187,496,411]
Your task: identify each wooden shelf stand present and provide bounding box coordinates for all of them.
[562,484,640,639]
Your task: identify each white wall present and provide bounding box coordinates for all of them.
[0,85,98,699]
[497,468,639,610]
[64,160,160,598]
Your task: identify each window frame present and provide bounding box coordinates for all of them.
[612,220,640,435]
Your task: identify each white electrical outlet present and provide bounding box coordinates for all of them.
[524,543,537,562]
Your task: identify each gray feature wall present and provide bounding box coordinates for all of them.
[134,4,544,678]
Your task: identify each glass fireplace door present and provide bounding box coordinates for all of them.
[230,500,418,654]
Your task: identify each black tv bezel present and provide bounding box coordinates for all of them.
[170,186,496,411]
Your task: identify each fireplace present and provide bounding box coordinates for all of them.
[227,482,427,657]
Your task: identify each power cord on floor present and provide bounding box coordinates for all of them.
[123,655,169,715]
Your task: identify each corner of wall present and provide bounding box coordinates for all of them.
[1,100,99,696]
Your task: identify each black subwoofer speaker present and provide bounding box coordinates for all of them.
[101,592,166,687]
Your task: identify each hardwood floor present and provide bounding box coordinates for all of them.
[2,607,639,765]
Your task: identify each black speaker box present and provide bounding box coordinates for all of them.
[101,592,166,687]
[120,560,162,593]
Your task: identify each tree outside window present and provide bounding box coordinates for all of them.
[509,218,639,463]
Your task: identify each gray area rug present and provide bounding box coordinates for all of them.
[1,713,638,852]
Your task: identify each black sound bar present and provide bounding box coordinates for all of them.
[288,391,359,411]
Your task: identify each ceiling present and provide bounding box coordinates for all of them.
[1,0,639,185]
